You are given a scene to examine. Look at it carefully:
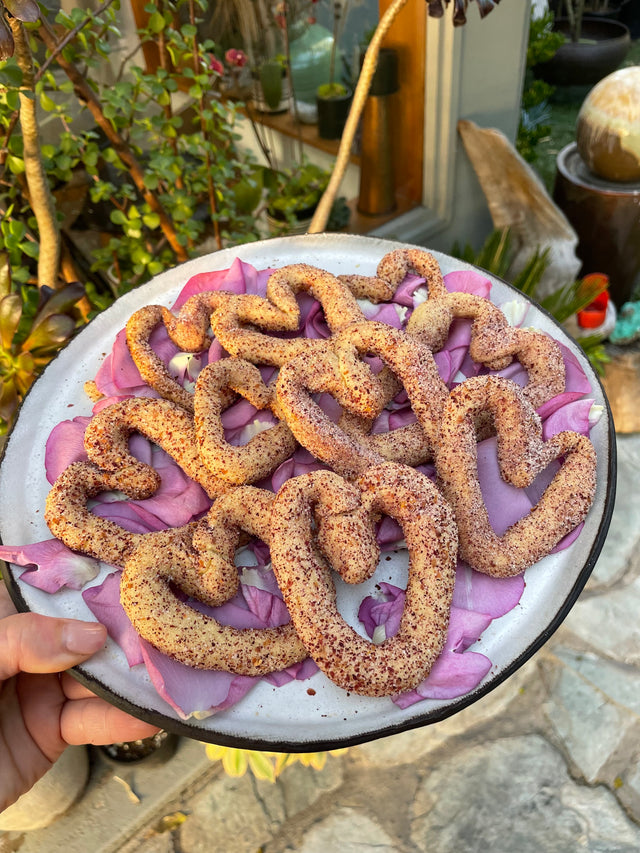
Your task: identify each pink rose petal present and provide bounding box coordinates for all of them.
[0,539,100,592]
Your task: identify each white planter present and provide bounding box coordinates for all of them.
[0,746,89,831]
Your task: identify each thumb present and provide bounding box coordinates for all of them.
[0,611,107,680]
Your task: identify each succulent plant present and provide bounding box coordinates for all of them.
[0,253,85,434]
[0,0,40,60]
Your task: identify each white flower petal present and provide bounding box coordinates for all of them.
[372,624,387,645]
[589,403,604,428]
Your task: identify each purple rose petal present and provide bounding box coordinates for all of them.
[542,398,595,440]
[270,448,325,493]
[477,436,534,535]
[90,501,168,535]
[141,640,259,718]
[45,416,91,483]
[82,571,145,666]
[444,269,492,297]
[357,583,494,705]
[0,539,100,592]
[453,562,524,618]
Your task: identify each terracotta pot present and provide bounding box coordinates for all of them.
[534,17,631,87]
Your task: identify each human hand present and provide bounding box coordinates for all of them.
[0,582,159,812]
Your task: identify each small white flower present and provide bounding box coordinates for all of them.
[412,285,429,307]
[394,304,408,323]
[499,300,528,327]
[238,419,275,443]
[589,403,604,428]
[372,624,387,645]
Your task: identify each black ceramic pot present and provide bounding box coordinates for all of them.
[534,17,631,87]
[98,730,179,765]
[316,89,352,140]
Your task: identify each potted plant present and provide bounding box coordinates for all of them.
[316,2,352,140]
[264,159,330,234]
[253,54,290,112]
[534,1,631,86]
[0,0,266,434]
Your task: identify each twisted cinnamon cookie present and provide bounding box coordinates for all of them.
[45,461,147,566]
[120,488,308,674]
[83,397,229,500]
[435,374,597,577]
[358,248,566,410]
[270,464,458,697]
[193,358,297,484]
[276,322,449,476]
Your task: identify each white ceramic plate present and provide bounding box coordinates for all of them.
[0,234,616,751]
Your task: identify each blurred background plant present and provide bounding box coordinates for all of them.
[0,0,270,434]
[204,744,347,782]
[517,10,564,164]
[452,227,611,375]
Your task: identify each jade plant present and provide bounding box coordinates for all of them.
[0,0,263,295]
[0,0,266,430]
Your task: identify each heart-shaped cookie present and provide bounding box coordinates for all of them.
[276,322,448,478]
[120,486,309,675]
[361,247,565,410]
[270,463,458,697]
[83,396,228,499]
[434,374,597,577]
[125,263,384,410]
[193,358,297,485]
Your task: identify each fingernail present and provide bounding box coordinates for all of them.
[63,622,107,655]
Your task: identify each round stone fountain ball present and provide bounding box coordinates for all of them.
[576,67,640,182]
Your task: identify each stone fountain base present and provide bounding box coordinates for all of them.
[553,143,640,307]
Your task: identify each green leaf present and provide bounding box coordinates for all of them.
[0,64,23,88]
[19,241,39,259]
[0,294,22,350]
[32,282,84,326]
[39,91,57,112]
[22,314,75,353]
[221,749,248,778]
[6,154,25,175]
[142,212,161,229]
[247,752,277,783]
[0,254,10,297]
[259,61,284,110]
[147,11,166,33]
[110,209,129,226]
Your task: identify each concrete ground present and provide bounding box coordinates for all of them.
[1,432,639,853]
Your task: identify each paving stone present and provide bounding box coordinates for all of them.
[615,751,640,824]
[588,434,640,588]
[354,658,538,767]
[0,737,214,853]
[178,758,343,853]
[564,576,640,665]
[178,773,284,853]
[539,651,639,784]
[120,832,175,853]
[277,754,344,817]
[294,809,399,853]
[410,734,640,853]
[552,646,640,716]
